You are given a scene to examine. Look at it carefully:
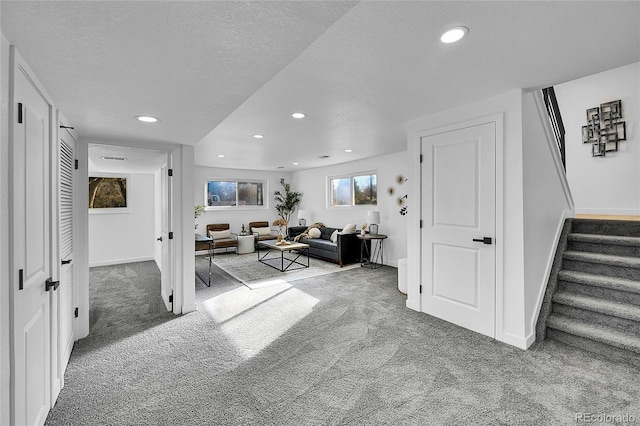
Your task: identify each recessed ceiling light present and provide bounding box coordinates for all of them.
[217,154,225,158]
[291,112,306,119]
[345,149,353,153]
[136,115,158,123]
[440,26,468,44]
[253,134,264,139]
[292,162,299,165]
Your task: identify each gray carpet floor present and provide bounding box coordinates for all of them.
[46,255,640,425]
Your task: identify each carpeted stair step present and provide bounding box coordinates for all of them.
[567,233,640,257]
[546,314,640,355]
[546,314,640,367]
[571,219,640,237]
[557,270,640,306]
[552,290,640,323]
[562,251,640,281]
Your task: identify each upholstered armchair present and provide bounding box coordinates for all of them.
[206,223,238,256]
[249,221,276,244]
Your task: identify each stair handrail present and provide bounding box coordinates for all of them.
[542,86,566,170]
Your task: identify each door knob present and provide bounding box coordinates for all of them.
[45,277,60,291]
[472,237,492,245]
[157,236,163,242]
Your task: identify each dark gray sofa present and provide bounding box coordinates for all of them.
[287,226,366,267]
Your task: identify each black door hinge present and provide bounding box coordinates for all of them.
[74,307,79,318]
[168,232,174,240]
[419,285,423,294]
[168,169,173,177]
[420,220,423,228]
[18,103,23,123]
[19,269,24,290]
[169,294,173,303]
[74,159,79,170]
[420,154,423,163]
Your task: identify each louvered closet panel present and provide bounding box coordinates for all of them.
[59,138,74,357]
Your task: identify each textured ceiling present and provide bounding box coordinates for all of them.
[1,1,357,146]
[2,1,639,172]
[88,144,168,174]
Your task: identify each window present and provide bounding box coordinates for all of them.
[329,172,377,207]
[205,179,265,208]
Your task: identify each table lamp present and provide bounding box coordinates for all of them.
[367,210,380,235]
[298,209,310,226]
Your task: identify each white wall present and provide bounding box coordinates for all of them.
[554,62,640,215]
[193,166,292,237]
[406,90,528,348]
[88,173,156,266]
[0,32,11,426]
[292,151,409,266]
[522,90,574,347]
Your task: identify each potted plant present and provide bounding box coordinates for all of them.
[273,178,302,231]
[194,205,205,230]
[272,218,288,242]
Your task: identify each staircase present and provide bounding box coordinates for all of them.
[540,218,640,367]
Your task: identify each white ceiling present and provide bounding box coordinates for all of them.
[3,1,639,172]
[88,144,168,174]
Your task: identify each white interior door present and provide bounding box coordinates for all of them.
[53,122,76,399]
[11,49,52,426]
[160,163,173,311]
[421,122,496,338]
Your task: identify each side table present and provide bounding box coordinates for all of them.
[237,234,255,254]
[195,234,213,287]
[357,234,388,269]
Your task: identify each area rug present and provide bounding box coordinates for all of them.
[197,253,360,289]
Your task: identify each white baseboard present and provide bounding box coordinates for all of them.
[89,256,154,268]
[500,331,530,350]
[182,303,197,314]
[528,208,572,344]
[406,298,420,311]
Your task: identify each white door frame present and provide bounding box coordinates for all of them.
[74,140,184,337]
[9,46,55,426]
[416,114,504,340]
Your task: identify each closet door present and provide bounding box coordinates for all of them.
[11,47,53,426]
[51,114,76,401]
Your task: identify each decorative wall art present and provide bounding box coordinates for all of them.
[388,175,408,215]
[89,176,128,209]
[582,99,626,157]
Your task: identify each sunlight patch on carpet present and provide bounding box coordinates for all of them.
[201,283,319,359]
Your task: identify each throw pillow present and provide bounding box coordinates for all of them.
[209,229,231,239]
[308,228,321,239]
[342,223,357,234]
[330,230,338,243]
[252,226,272,236]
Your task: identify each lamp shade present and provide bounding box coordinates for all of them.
[367,210,380,224]
[298,209,310,226]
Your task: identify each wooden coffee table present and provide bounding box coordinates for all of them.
[257,240,310,272]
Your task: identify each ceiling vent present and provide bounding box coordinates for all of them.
[101,156,127,161]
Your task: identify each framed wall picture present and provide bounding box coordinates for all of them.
[89,174,131,213]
